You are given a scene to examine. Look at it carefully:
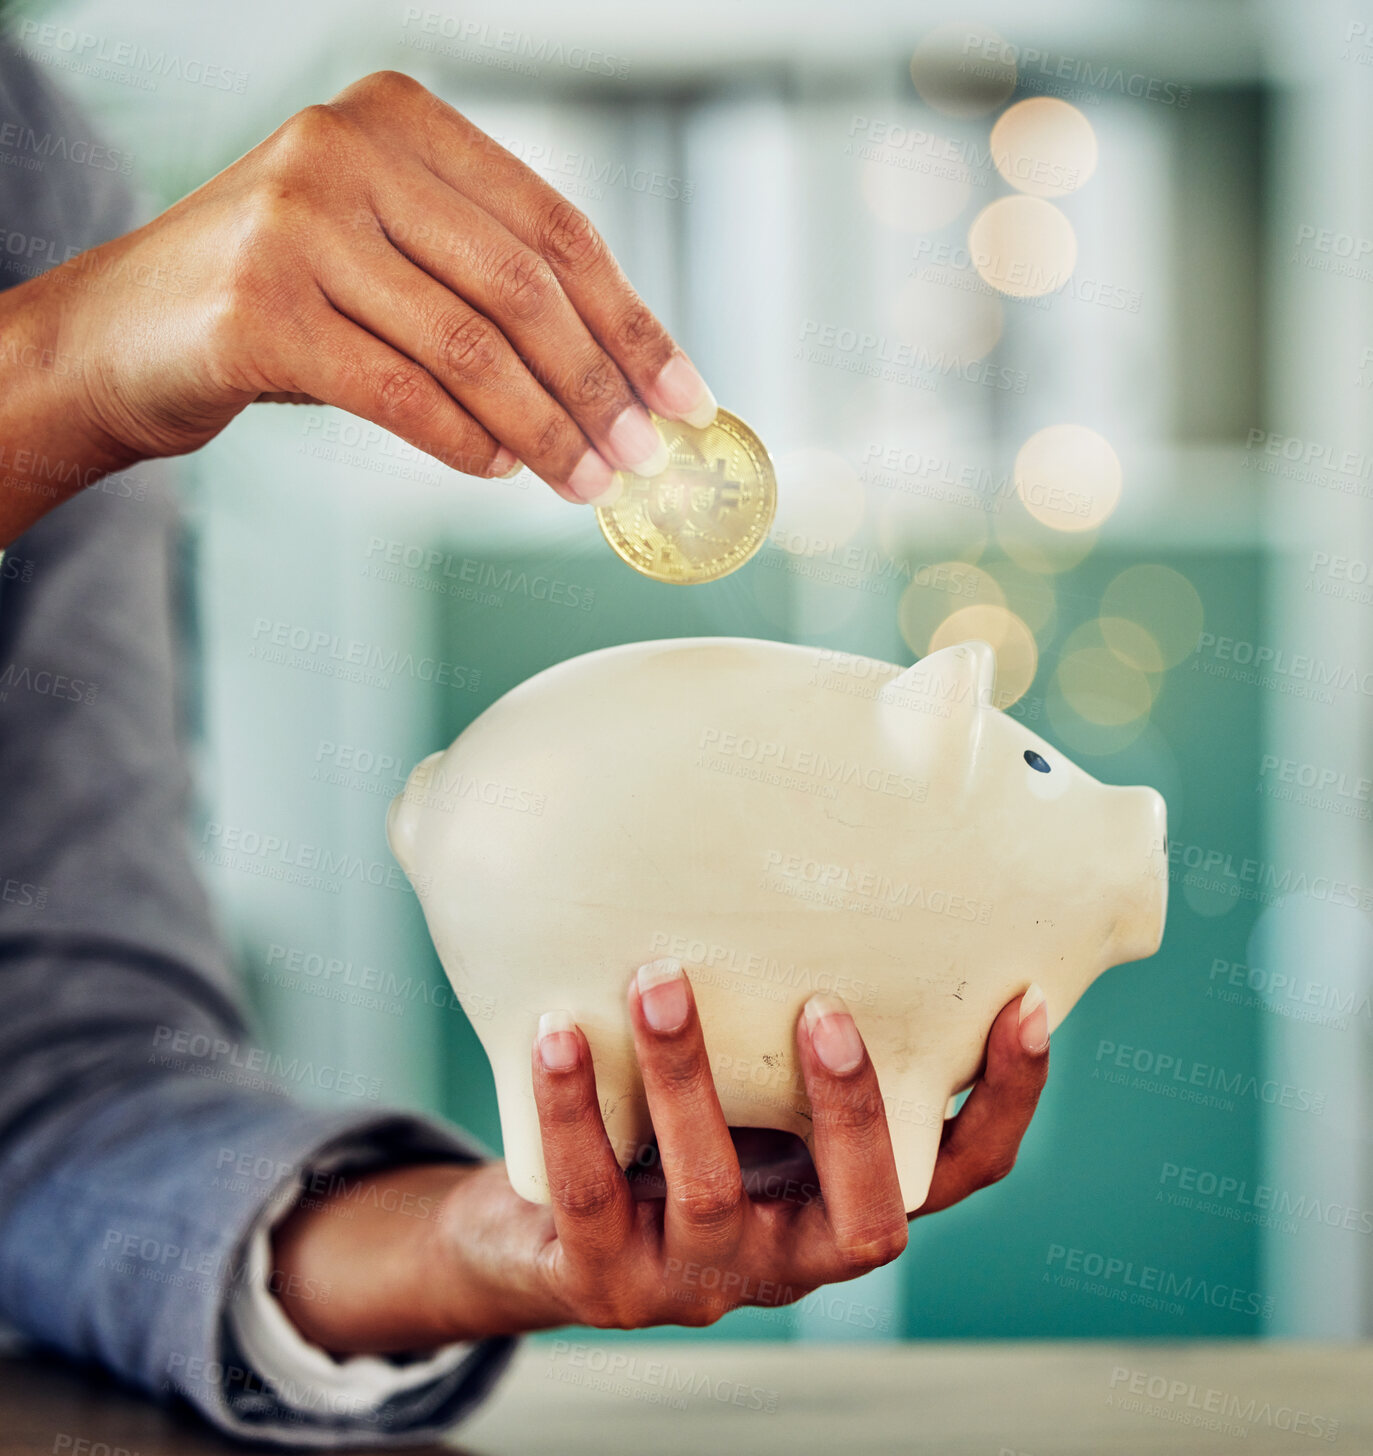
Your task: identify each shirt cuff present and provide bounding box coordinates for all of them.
[225,1138,475,1420]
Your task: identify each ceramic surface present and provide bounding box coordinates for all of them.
[389,638,1168,1210]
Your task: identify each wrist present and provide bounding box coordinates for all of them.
[270,1161,480,1355]
[0,264,142,544]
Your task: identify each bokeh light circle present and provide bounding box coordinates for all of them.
[1099,617,1166,674]
[967,195,1077,298]
[897,560,1005,658]
[1057,646,1153,726]
[990,98,1098,198]
[930,604,1038,707]
[994,489,1098,574]
[909,22,1018,118]
[982,557,1058,637]
[1014,424,1122,533]
[1101,564,1205,669]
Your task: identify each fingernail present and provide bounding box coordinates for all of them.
[489,445,521,480]
[537,1010,580,1072]
[636,958,689,1034]
[607,405,668,477]
[1018,983,1050,1055]
[802,993,864,1075]
[566,448,617,503]
[650,353,717,430]
[489,445,520,477]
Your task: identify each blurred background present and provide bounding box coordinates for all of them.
[15,0,1371,1345]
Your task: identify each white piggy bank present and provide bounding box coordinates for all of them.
[388,637,1167,1211]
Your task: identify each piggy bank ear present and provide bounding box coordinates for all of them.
[881,639,995,732]
[387,750,442,874]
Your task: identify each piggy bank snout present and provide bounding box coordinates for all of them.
[1103,783,1168,964]
[387,750,445,874]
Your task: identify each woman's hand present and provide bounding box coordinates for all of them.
[270,968,1050,1352]
[0,69,715,543]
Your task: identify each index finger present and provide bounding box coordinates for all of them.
[416,97,719,428]
[793,994,908,1276]
[531,1011,636,1264]
[918,987,1051,1216]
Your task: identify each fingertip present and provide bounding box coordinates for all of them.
[631,958,691,1036]
[488,446,523,479]
[801,993,865,1077]
[1016,983,1050,1057]
[534,1010,581,1074]
[566,448,618,503]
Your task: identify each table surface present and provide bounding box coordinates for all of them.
[2,1341,1369,1454]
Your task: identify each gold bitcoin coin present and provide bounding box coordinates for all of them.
[595,409,776,584]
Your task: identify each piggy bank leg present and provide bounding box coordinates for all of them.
[493,1046,651,1205]
[883,1078,949,1214]
[493,1060,550,1204]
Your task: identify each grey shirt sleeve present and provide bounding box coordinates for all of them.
[0,37,515,1444]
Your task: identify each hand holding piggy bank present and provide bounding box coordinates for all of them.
[388,637,1167,1211]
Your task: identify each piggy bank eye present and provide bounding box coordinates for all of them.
[1024,749,1051,773]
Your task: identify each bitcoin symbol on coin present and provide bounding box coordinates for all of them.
[595,409,776,584]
